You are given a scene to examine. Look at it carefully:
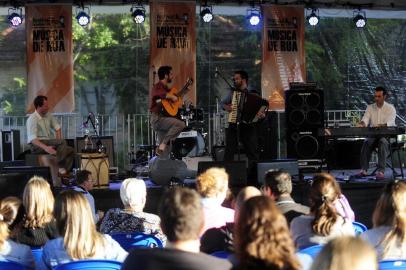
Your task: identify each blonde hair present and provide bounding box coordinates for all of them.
[196,167,228,198]
[0,197,23,248]
[372,180,406,258]
[55,190,106,260]
[235,196,301,270]
[23,176,54,228]
[310,236,378,270]
[120,178,147,211]
[310,173,341,236]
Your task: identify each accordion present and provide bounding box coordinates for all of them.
[228,91,269,124]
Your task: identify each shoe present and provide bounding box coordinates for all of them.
[376,171,385,180]
[354,170,368,178]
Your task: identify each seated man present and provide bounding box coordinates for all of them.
[122,187,232,270]
[26,95,74,186]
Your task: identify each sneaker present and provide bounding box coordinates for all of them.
[376,171,385,180]
[354,170,368,178]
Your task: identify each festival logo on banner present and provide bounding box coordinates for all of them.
[261,5,305,111]
[150,1,196,106]
[26,4,74,113]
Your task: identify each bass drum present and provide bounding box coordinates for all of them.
[172,131,205,160]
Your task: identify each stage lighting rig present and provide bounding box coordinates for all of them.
[131,5,146,24]
[353,10,366,28]
[247,7,261,26]
[200,4,213,23]
[306,8,319,26]
[8,7,23,27]
[75,3,91,27]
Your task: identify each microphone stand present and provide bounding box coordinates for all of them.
[88,113,105,153]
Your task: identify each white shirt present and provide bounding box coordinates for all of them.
[26,111,61,143]
[361,101,396,127]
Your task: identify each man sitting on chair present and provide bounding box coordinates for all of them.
[26,95,74,186]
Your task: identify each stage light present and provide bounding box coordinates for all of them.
[76,11,90,26]
[353,10,366,28]
[8,8,23,27]
[131,5,146,24]
[306,8,319,26]
[247,7,261,26]
[200,6,213,23]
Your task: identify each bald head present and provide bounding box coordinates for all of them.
[235,186,261,212]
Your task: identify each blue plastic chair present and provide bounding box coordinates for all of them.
[31,247,43,266]
[211,250,231,259]
[297,245,323,259]
[379,260,406,270]
[0,260,30,270]
[54,260,122,270]
[352,221,368,235]
[110,232,163,251]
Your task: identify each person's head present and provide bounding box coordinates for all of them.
[120,178,147,212]
[374,86,387,107]
[233,70,248,90]
[196,167,229,202]
[23,176,54,228]
[310,173,341,236]
[0,197,24,247]
[310,236,378,270]
[55,190,105,260]
[234,186,261,222]
[33,95,49,114]
[158,65,173,83]
[76,170,94,191]
[263,169,292,199]
[235,196,300,270]
[159,187,203,243]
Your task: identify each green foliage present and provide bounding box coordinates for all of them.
[0,77,27,115]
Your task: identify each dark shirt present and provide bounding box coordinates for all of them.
[275,195,310,224]
[122,248,232,270]
[14,221,58,247]
[201,222,234,254]
[150,81,170,113]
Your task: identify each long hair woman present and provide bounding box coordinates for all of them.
[15,176,58,247]
[290,173,354,249]
[234,196,302,270]
[38,190,127,269]
[361,180,406,259]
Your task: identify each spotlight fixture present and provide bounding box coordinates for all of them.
[8,7,23,27]
[131,5,146,24]
[75,4,91,27]
[353,10,366,28]
[200,5,213,23]
[306,8,319,26]
[247,7,261,26]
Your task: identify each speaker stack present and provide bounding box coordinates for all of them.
[285,83,324,161]
[0,130,20,162]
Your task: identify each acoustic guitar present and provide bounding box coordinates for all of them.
[161,78,193,117]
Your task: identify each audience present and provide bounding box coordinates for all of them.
[0,197,35,268]
[72,170,104,223]
[15,176,58,247]
[262,169,309,223]
[361,180,406,259]
[99,178,166,245]
[122,187,232,270]
[38,190,127,269]
[310,236,378,270]
[234,196,306,270]
[1,197,24,239]
[290,173,355,249]
[201,186,261,254]
[196,168,234,234]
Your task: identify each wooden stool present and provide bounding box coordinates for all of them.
[78,153,109,187]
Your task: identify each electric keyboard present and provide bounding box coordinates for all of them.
[318,127,405,138]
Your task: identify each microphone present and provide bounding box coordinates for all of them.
[214,67,218,78]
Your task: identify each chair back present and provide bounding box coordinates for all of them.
[31,247,43,266]
[297,245,323,259]
[352,221,368,235]
[211,250,231,259]
[110,232,163,251]
[379,260,406,270]
[0,260,30,270]
[54,260,122,270]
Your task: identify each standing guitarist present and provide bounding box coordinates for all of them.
[150,66,186,157]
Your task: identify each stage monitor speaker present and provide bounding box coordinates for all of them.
[149,157,196,186]
[258,111,278,159]
[257,159,299,184]
[1,130,20,162]
[197,161,247,187]
[0,166,52,187]
[75,136,115,166]
[285,87,324,159]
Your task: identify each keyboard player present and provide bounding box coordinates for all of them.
[356,86,396,180]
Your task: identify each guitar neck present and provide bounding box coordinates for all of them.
[176,85,190,97]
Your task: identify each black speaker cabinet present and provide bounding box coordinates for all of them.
[0,130,21,161]
[285,87,324,159]
[197,161,247,187]
[0,166,52,188]
[75,136,115,166]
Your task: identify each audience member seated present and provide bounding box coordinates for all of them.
[14,177,58,247]
[38,190,127,270]
[0,197,35,269]
[234,196,310,270]
[122,187,232,270]
[72,170,104,223]
[196,168,234,234]
[99,178,166,245]
[361,180,406,260]
[1,197,24,239]
[262,169,310,223]
[310,236,378,270]
[290,173,355,249]
[200,186,261,254]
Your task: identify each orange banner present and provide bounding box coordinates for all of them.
[149,1,196,106]
[26,4,74,113]
[261,5,305,111]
